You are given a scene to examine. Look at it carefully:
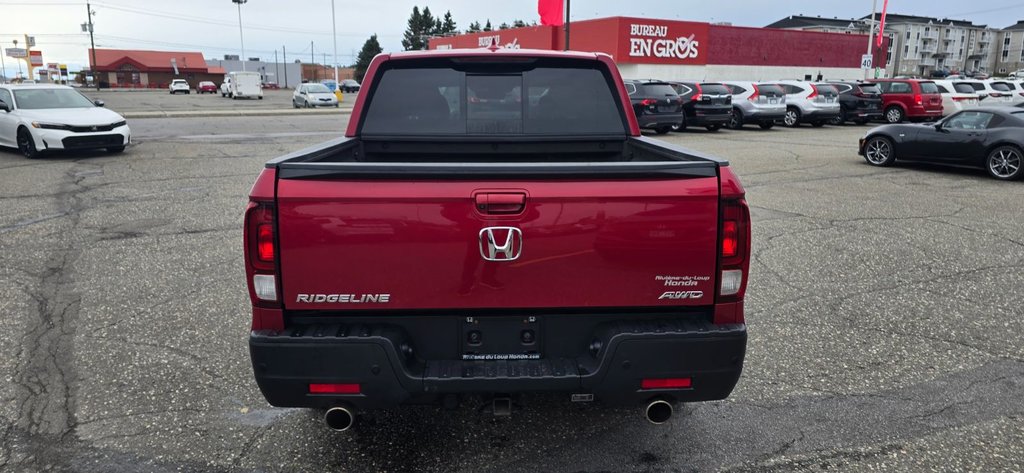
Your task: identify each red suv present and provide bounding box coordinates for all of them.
[874,79,943,123]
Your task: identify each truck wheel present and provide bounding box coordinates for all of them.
[863,136,896,167]
[655,126,672,135]
[885,106,904,123]
[784,107,801,127]
[758,121,775,130]
[727,109,743,130]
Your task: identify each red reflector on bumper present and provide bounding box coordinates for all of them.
[641,378,692,389]
[309,383,360,394]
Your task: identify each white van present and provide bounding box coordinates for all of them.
[220,71,263,100]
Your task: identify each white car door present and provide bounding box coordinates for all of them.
[0,88,19,147]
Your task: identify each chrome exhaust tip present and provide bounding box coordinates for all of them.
[645,399,673,424]
[324,406,355,432]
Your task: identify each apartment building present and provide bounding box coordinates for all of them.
[995,21,1024,75]
[770,14,997,77]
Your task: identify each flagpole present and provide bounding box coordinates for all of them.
[865,0,876,80]
[563,0,570,50]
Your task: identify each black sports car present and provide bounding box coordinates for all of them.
[858,107,1024,180]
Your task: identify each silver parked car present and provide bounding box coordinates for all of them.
[292,83,338,108]
[774,80,841,127]
[721,81,786,130]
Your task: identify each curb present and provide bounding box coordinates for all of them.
[123,109,352,119]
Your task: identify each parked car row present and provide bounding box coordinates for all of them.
[625,76,1024,133]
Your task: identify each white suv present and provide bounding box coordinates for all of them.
[774,80,841,127]
[169,79,190,95]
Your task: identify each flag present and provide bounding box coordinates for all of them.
[538,0,563,26]
[876,0,889,48]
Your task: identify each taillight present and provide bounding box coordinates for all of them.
[747,84,760,101]
[806,84,818,99]
[691,83,703,101]
[640,98,656,106]
[914,94,923,105]
[717,199,750,303]
[245,201,279,305]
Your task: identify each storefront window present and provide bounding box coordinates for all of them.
[117,64,141,86]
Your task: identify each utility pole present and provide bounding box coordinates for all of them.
[282,45,288,88]
[310,41,315,81]
[865,0,877,80]
[274,50,279,86]
[13,40,22,78]
[86,1,98,89]
[233,0,247,71]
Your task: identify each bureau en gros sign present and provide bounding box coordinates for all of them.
[627,23,700,60]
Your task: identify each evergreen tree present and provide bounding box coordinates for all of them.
[513,19,527,28]
[354,34,382,82]
[421,7,436,36]
[467,21,481,33]
[401,6,425,50]
[483,19,492,32]
[441,11,457,34]
[499,22,510,30]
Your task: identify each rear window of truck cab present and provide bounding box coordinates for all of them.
[359,58,628,136]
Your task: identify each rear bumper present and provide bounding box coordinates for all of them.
[636,113,684,128]
[742,109,786,123]
[687,113,731,126]
[250,317,746,410]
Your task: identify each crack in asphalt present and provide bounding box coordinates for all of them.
[5,162,98,471]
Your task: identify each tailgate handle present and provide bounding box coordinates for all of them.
[475,193,526,214]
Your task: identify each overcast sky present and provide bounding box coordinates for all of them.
[2,0,1023,75]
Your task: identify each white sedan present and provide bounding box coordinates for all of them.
[0,84,130,159]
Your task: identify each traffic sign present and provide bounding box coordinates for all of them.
[861,54,873,70]
[5,48,27,58]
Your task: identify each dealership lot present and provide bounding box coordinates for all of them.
[0,116,1022,472]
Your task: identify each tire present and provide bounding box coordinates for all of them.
[305,100,312,109]
[334,103,339,108]
[758,121,775,130]
[985,145,1023,180]
[727,109,744,130]
[884,106,905,124]
[258,96,263,100]
[706,124,722,131]
[863,136,896,167]
[654,126,672,135]
[221,92,226,97]
[293,101,300,109]
[106,146,126,154]
[830,109,847,125]
[784,107,801,127]
[811,121,826,128]
[17,127,40,159]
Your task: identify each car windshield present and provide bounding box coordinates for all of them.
[305,84,331,93]
[699,84,730,95]
[13,88,95,109]
[919,82,939,94]
[640,84,678,97]
[757,84,785,96]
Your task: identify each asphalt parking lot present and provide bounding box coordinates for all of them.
[0,115,1022,472]
[78,88,356,116]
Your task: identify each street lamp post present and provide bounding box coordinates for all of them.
[232,0,247,71]
[13,40,23,78]
[331,0,339,91]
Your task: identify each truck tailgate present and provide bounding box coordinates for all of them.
[276,177,720,311]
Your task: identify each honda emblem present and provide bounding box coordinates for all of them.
[479,227,523,262]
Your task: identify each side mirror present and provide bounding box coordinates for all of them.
[934,122,944,131]
[94,99,105,107]
[0,101,9,113]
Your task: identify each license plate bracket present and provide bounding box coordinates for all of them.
[461,316,542,361]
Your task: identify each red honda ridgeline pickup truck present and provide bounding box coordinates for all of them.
[244,48,750,431]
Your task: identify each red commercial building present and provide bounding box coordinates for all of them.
[88,49,227,88]
[430,17,888,81]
